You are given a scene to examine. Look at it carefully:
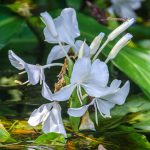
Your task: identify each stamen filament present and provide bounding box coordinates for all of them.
[92,39,109,61]
[18,70,26,75]
[77,85,83,105]
[59,42,71,62]
[42,63,63,69]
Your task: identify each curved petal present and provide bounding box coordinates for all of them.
[54,16,75,45]
[96,99,115,118]
[102,81,130,105]
[47,45,71,64]
[60,8,80,39]
[40,11,58,37]
[51,84,76,101]
[28,103,53,126]
[43,27,59,43]
[42,81,53,101]
[88,59,109,87]
[25,64,41,85]
[8,50,25,70]
[82,83,111,97]
[42,103,67,137]
[82,79,122,98]
[70,58,91,84]
[74,40,90,57]
[67,100,95,117]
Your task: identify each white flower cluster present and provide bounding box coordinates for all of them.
[8,8,134,137]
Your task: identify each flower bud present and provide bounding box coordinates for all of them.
[90,32,105,56]
[40,12,58,37]
[108,18,135,41]
[78,40,86,58]
[106,33,133,62]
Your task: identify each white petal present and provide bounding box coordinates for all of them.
[54,16,74,45]
[8,50,25,70]
[42,103,67,137]
[70,58,91,84]
[74,40,90,57]
[88,59,109,87]
[47,45,71,64]
[96,99,115,118]
[67,100,95,117]
[81,83,111,97]
[25,64,41,85]
[110,79,121,89]
[51,84,76,101]
[28,103,53,126]
[102,81,130,105]
[43,27,58,43]
[40,12,57,37]
[42,81,53,101]
[60,8,80,39]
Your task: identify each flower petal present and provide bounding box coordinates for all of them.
[102,81,130,105]
[67,100,95,117]
[74,40,90,57]
[82,83,111,97]
[88,59,109,87]
[47,45,71,64]
[51,84,76,101]
[28,103,53,126]
[42,103,67,137]
[60,8,80,39]
[25,64,42,85]
[42,81,53,101]
[40,11,58,37]
[95,98,115,118]
[70,58,91,84]
[8,50,25,70]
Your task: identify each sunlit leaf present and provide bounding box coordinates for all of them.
[34,132,66,145]
[0,123,10,142]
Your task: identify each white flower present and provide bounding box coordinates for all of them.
[43,57,121,105]
[109,0,142,18]
[28,102,67,137]
[68,79,130,122]
[8,50,63,85]
[40,8,80,46]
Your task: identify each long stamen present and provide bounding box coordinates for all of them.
[14,80,29,85]
[42,63,63,69]
[18,70,26,75]
[92,39,109,61]
[77,85,83,105]
[59,42,71,62]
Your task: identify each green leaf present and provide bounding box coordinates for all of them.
[66,0,83,10]
[34,132,66,145]
[0,123,10,142]
[77,13,150,98]
[0,6,23,49]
